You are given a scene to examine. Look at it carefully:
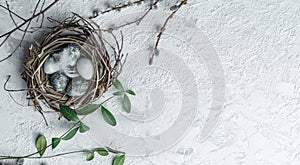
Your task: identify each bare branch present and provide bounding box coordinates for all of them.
[0,4,26,21]
[0,0,42,62]
[102,0,160,31]
[149,0,188,65]
[0,0,60,62]
[0,0,59,38]
[6,1,35,33]
[101,0,145,15]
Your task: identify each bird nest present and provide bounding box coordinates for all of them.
[22,14,125,116]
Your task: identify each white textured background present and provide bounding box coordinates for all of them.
[1,0,300,164]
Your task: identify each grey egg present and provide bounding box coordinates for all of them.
[50,72,70,92]
[66,77,89,96]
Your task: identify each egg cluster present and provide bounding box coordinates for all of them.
[43,44,94,96]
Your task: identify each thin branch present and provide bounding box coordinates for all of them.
[102,0,160,31]
[6,1,35,33]
[6,2,23,31]
[36,0,46,23]
[101,0,143,14]
[0,4,26,21]
[0,0,42,62]
[100,95,116,105]
[0,30,10,47]
[0,0,59,38]
[39,111,49,126]
[91,0,147,17]
[0,104,114,161]
[8,92,25,107]
[0,150,86,160]
[4,75,47,93]
[4,75,50,126]
[4,75,27,92]
[10,117,83,159]
[149,0,188,65]
[0,0,60,62]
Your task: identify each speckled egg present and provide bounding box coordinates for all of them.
[50,72,70,92]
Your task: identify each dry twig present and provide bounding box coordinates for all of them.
[0,0,60,62]
[92,0,160,31]
[106,0,160,31]
[89,0,188,65]
[149,0,188,65]
[89,0,149,19]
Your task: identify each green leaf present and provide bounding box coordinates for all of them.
[76,104,100,116]
[113,91,124,96]
[101,106,117,126]
[106,147,125,154]
[86,151,94,161]
[112,79,124,90]
[62,127,79,140]
[95,148,109,156]
[60,105,79,122]
[51,138,61,150]
[36,135,47,157]
[123,94,131,113]
[113,155,125,165]
[126,90,136,96]
[79,122,90,133]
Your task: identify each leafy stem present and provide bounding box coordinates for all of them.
[0,111,89,160]
[0,80,132,165]
[0,118,83,160]
[77,79,135,124]
[0,150,86,160]
[0,150,124,162]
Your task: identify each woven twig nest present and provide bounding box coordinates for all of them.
[22,14,125,115]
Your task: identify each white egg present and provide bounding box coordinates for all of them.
[44,57,60,74]
[76,58,94,80]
